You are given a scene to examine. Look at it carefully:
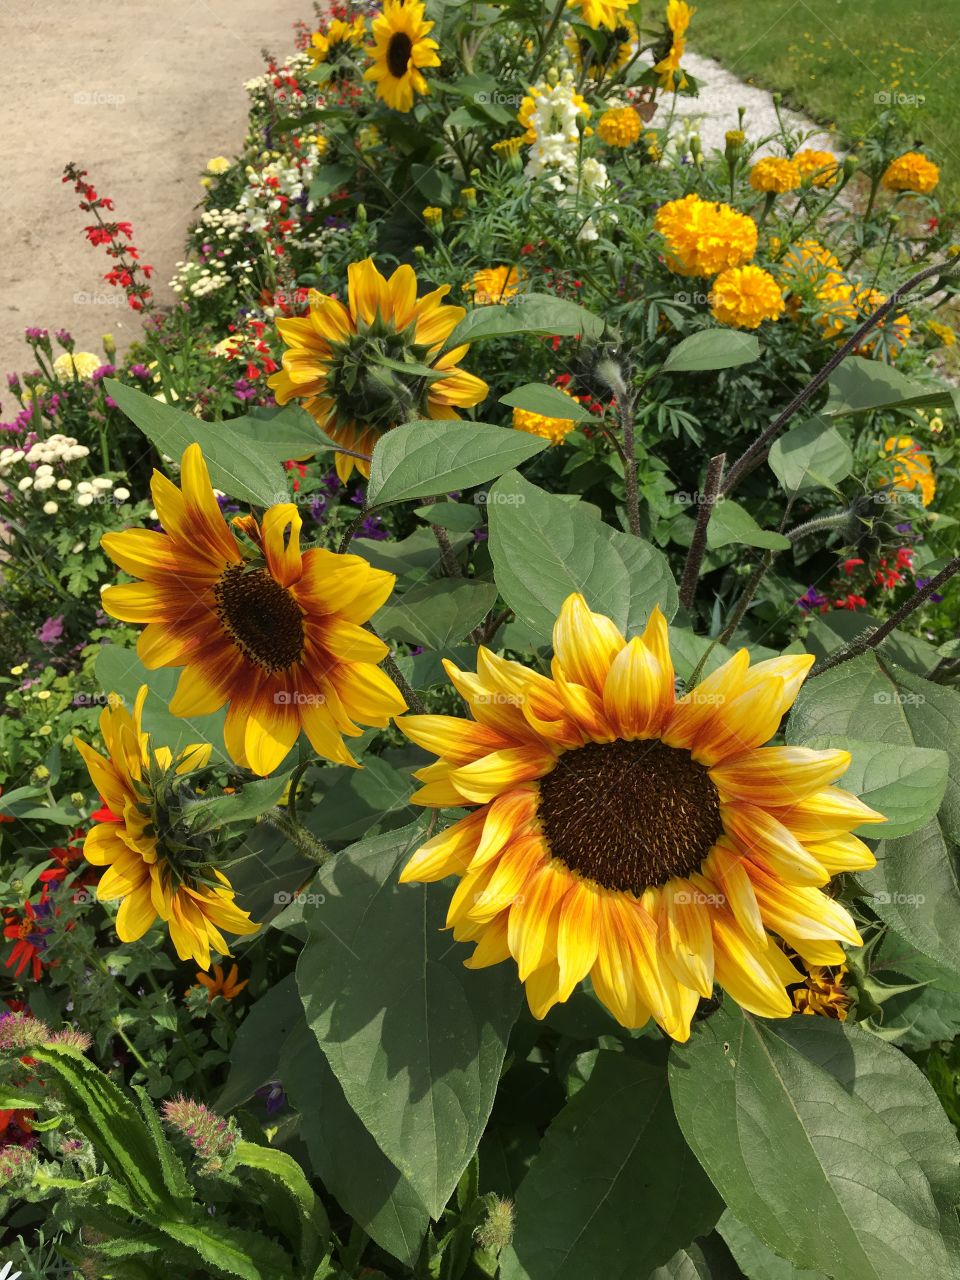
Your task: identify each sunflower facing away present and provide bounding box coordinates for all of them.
[100,443,405,776]
[268,258,488,481]
[396,594,884,1042]
[74,686,258,969]
[308,15,366,67]
[364,0,440,112]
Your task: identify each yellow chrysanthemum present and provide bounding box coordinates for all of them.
[99,444,406,776]
[511,389,580,446]
[598,106,642,148]
[422,205,443,226]
[268,258,488,480]
[794,149,840,188]
[465,266,525,306]
[564,20,637,77]
[654,0,696,91]
[567,0,631,31]
[308,15,366,65]
[74,687,258,969]
[206,156,232,175]
[710,265,785,329]
[883,435,936,506]
[749,156,801,194]
[364,0,439,112]
[790,963,850,1019]
[396,594,883,1041]
[52,351,101,380]
[882,151,940,194]
[655,194,757,277]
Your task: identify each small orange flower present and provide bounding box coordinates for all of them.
[195,962,249,1002]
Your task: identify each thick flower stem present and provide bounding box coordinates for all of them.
[617,387,641,537]
[422,495,464,578]
[721,259,959,498]
[811,552,960,676]
[678,454,726,610]
[261,807,332,865]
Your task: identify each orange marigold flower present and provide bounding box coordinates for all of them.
[882,151,940,194]
[710,265,785,329]
[655,194,757,277]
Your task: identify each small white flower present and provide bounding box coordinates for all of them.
[34,475,55,491]
[42,500,58,515]
[76,493,94,507]
[35,463,53,476]
[57,478,72,491]
[113,486,130,501]
[72,541,85,553]
[77,481,93,493]
[92,476,114,490]
[17,476,32,491]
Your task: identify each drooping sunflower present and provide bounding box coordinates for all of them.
[567,0,632,31]
[268,259,488,481]
[74,686,258,969]
[565,19,637,77]
[396,593,883,1042]
[308,15,366,67]
[364,0,440,113]
[654,0,696,92]
[100,444,405,776]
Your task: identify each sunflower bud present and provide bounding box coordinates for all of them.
[474,1196,515,1255]
[422,205,444,230]
[842,154,859,180]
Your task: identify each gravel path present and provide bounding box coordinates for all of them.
[657,50,837,157]
[0,0,305,379]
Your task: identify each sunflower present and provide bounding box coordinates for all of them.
[195,962,249,1001]
[268,259,488,481]
[364,0,440,113]
[567,0,631,31]
[564,19,637,76]
[654,0,696,92]
[100,444,405,776]
[74,686,258,969]
[308,15,366,66]
[396,593,883,1042]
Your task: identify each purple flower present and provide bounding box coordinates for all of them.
[24,327,48,342]
[359,514,387,540]
[233,379,257,401]
[309,494,327,522]
[36,615,65,646]
[129,364,151,380]
[7,373,21,393]
[255,1081,286,1116]
[91,363,117,384]
[798,586,827,613]
[895,522,913,534]
[55,329,73,348]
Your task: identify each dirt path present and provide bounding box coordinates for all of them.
[0,0,307,380]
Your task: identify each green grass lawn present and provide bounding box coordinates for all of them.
[689,0,960,203]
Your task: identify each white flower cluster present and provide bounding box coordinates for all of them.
[75,476,131,507]
[235,140,326,234]
[170,259,237,297]
[194,205,247,247]
[0,433,90,478]
[242,54,311,106]
[522,75,610,239]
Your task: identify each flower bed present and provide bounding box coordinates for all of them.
[2,4,960,1277]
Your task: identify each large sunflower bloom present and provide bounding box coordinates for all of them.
[396,594,883,1042]
[100,444,405,776]
[364,0,440,112]
[268,259,488,481]
[74,687,258,969]
[567,0,631,31]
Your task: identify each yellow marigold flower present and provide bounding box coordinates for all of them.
[927,319,956,347]
[790,964,850,1020]
[395,594,883,1041]
[565,20,637,77]
[308,15,366,65]
[511,389,580,446]
[364,0,439,113]
[710,265,785,329]
[883,436,935,506]
[74,687,258,969]
[655,194,757,277]
[422,205,443,227]
[52,352,101,380]
[882,151,940,194]
[195,962,249,1001]
[567,0,631,31]
[268,258,488,480]
[465,266,525,306]
[99,444,406,775]
[492,136,525,161]
[794,149,840,187]
[750,156,801,194]
[598,106,642,148]
[205,156,232,175]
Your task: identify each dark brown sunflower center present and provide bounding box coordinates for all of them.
[213,565,305,673]
[537,739,722,895]
[387,32,413,77]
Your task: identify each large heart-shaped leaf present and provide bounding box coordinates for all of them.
[366,421,548,506]
[296,824,521,1218]
[802,736,948,839]
[768,418,852,492]
[661,330,760,373]
[374,579,499,648]
[500,1050,721,1280]
[446,292,603,347]
[487,471,678,643]
[669,1004,960,1279]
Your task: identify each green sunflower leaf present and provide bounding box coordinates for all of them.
[366,420,549,506]
[705,498,791,551]
[499,383,600,422]
[660,329,761,374]
[105,380,290,507]
[823,356,953,417]
[500,1049,722,1280]
[374,578,498,647]
[669,1005,960,1280]
[487,470,678,642]
[445,292,604,347]
[767,417,852,492]
[296,822,522,1220]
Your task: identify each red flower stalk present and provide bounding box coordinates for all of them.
[63,162,154,312]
